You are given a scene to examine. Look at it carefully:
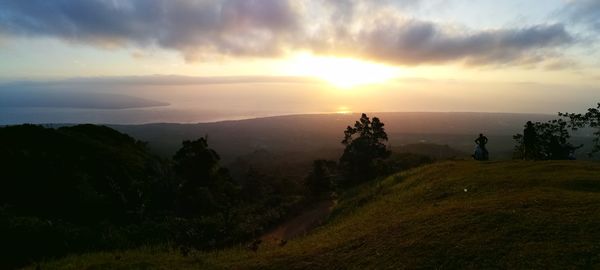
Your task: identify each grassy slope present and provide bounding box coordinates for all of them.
[35,161,600,269]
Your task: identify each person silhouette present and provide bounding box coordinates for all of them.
[474,133,489,160]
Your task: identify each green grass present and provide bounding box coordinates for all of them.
[32,160,600,269]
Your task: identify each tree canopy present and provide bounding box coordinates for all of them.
[305,160,337,198]
[339,113,390,184]
[173,137,239,217]
[513,119,580,160]
[560,103,600,157]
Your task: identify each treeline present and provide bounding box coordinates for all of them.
[513,103,600,160]
[0,115,433,268]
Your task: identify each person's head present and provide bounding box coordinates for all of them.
[479,133,483,137]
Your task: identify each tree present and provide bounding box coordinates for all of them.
[173,137,239,217]
[305,160,337,198]
[339,113,390,184]
[520,121,541,160]
[560,103,600,157]
[513,119,579,160]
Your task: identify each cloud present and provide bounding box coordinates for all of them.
[563,0,600,32]
[0,0,575,66]
[2,75,319,87]
[0,0,300,59]
[351,21,572,66]
[542,58,578,71]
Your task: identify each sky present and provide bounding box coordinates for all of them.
[0,0,600,124]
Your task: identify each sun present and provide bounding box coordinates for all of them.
[336,106,352,114]
[285,53,401,88]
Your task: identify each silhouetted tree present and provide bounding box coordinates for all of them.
[339,113,390,184]
[560,103,600,157]
[305,160,337,198]
[173,137,239,217]
[513,119,580,160]
[519,121,541,160]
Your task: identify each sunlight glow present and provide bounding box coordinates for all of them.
[336,106,352,114]
[285,53,401,88]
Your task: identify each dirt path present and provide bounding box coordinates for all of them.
[261,200,336,244]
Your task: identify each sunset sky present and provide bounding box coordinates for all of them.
[1,0,600,123]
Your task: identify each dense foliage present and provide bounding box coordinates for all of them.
[339,113,391,184]
[0,125,304,268]
[305,160,338,198]
[173,137,239,218]
[0,124,175,268]
[513,119,581,160]
[560,103,600,156]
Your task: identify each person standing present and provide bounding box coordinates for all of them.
[474,133,489,160]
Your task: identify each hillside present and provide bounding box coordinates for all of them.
[0,125,179,268]
[36,160,600,269]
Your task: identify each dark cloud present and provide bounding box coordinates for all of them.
[305,1,573,66]
[0,0,575,66]
[563,0,600,32]
[0,0,300,58]
[352,21,573,65]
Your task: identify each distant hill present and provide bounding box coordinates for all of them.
[110,112,561,161]
[38,160,600,269]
